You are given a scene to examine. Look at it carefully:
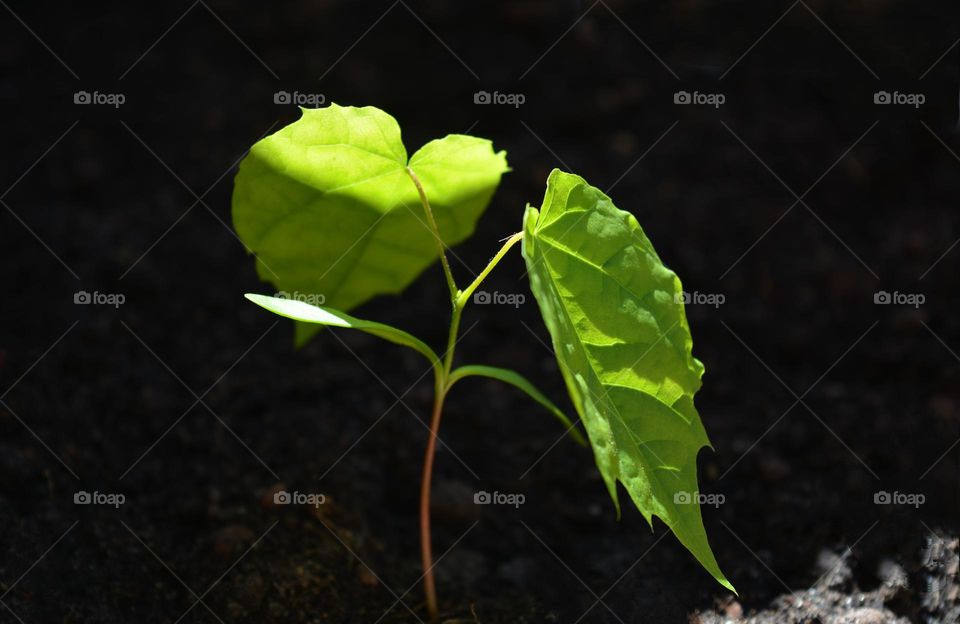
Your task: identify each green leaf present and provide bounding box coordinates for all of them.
[244,294,440,369]
[232,104,508,346]
[447,364,586,445]
[521,169,734,592]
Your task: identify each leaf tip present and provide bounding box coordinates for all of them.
[723,578,738,595]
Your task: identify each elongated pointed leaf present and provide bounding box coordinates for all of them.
[448,364,586,445]
[245,294,439,368]
[521,169,733,592]
[232,104,508,346]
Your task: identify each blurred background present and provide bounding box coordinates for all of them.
[1,1,958,622]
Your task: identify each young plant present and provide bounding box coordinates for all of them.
[232,104,734,619]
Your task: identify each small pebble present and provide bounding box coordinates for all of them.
[723,600,743,619]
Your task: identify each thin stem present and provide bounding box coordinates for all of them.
[443,305,463,378]
[419,383,445,621]
[457,232,523,309]
[417,215,524,622]
[407,167,459,300]
[420,292,461,621]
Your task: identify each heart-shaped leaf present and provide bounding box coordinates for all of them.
[232,104,508,345]
[522,169,734,592]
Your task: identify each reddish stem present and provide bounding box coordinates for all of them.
[420,390,446,621]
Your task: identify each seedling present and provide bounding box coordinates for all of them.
[233,104,734,619]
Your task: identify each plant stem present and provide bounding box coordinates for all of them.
[419,384,446,620]
[443,305,463,377]
[457,232,523,308]
[412,206,524,620]
[419,299,459,622]
[407,167,459,300]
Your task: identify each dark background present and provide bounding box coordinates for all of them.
[1,1,958,622]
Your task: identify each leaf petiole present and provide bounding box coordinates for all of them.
[456,231,524,310]
[406,166,459,300]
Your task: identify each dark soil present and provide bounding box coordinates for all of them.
[1,1,958,623]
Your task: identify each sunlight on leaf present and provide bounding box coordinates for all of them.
[245,294,439,369]
[233,104,508,346]
[522,169,734,592]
